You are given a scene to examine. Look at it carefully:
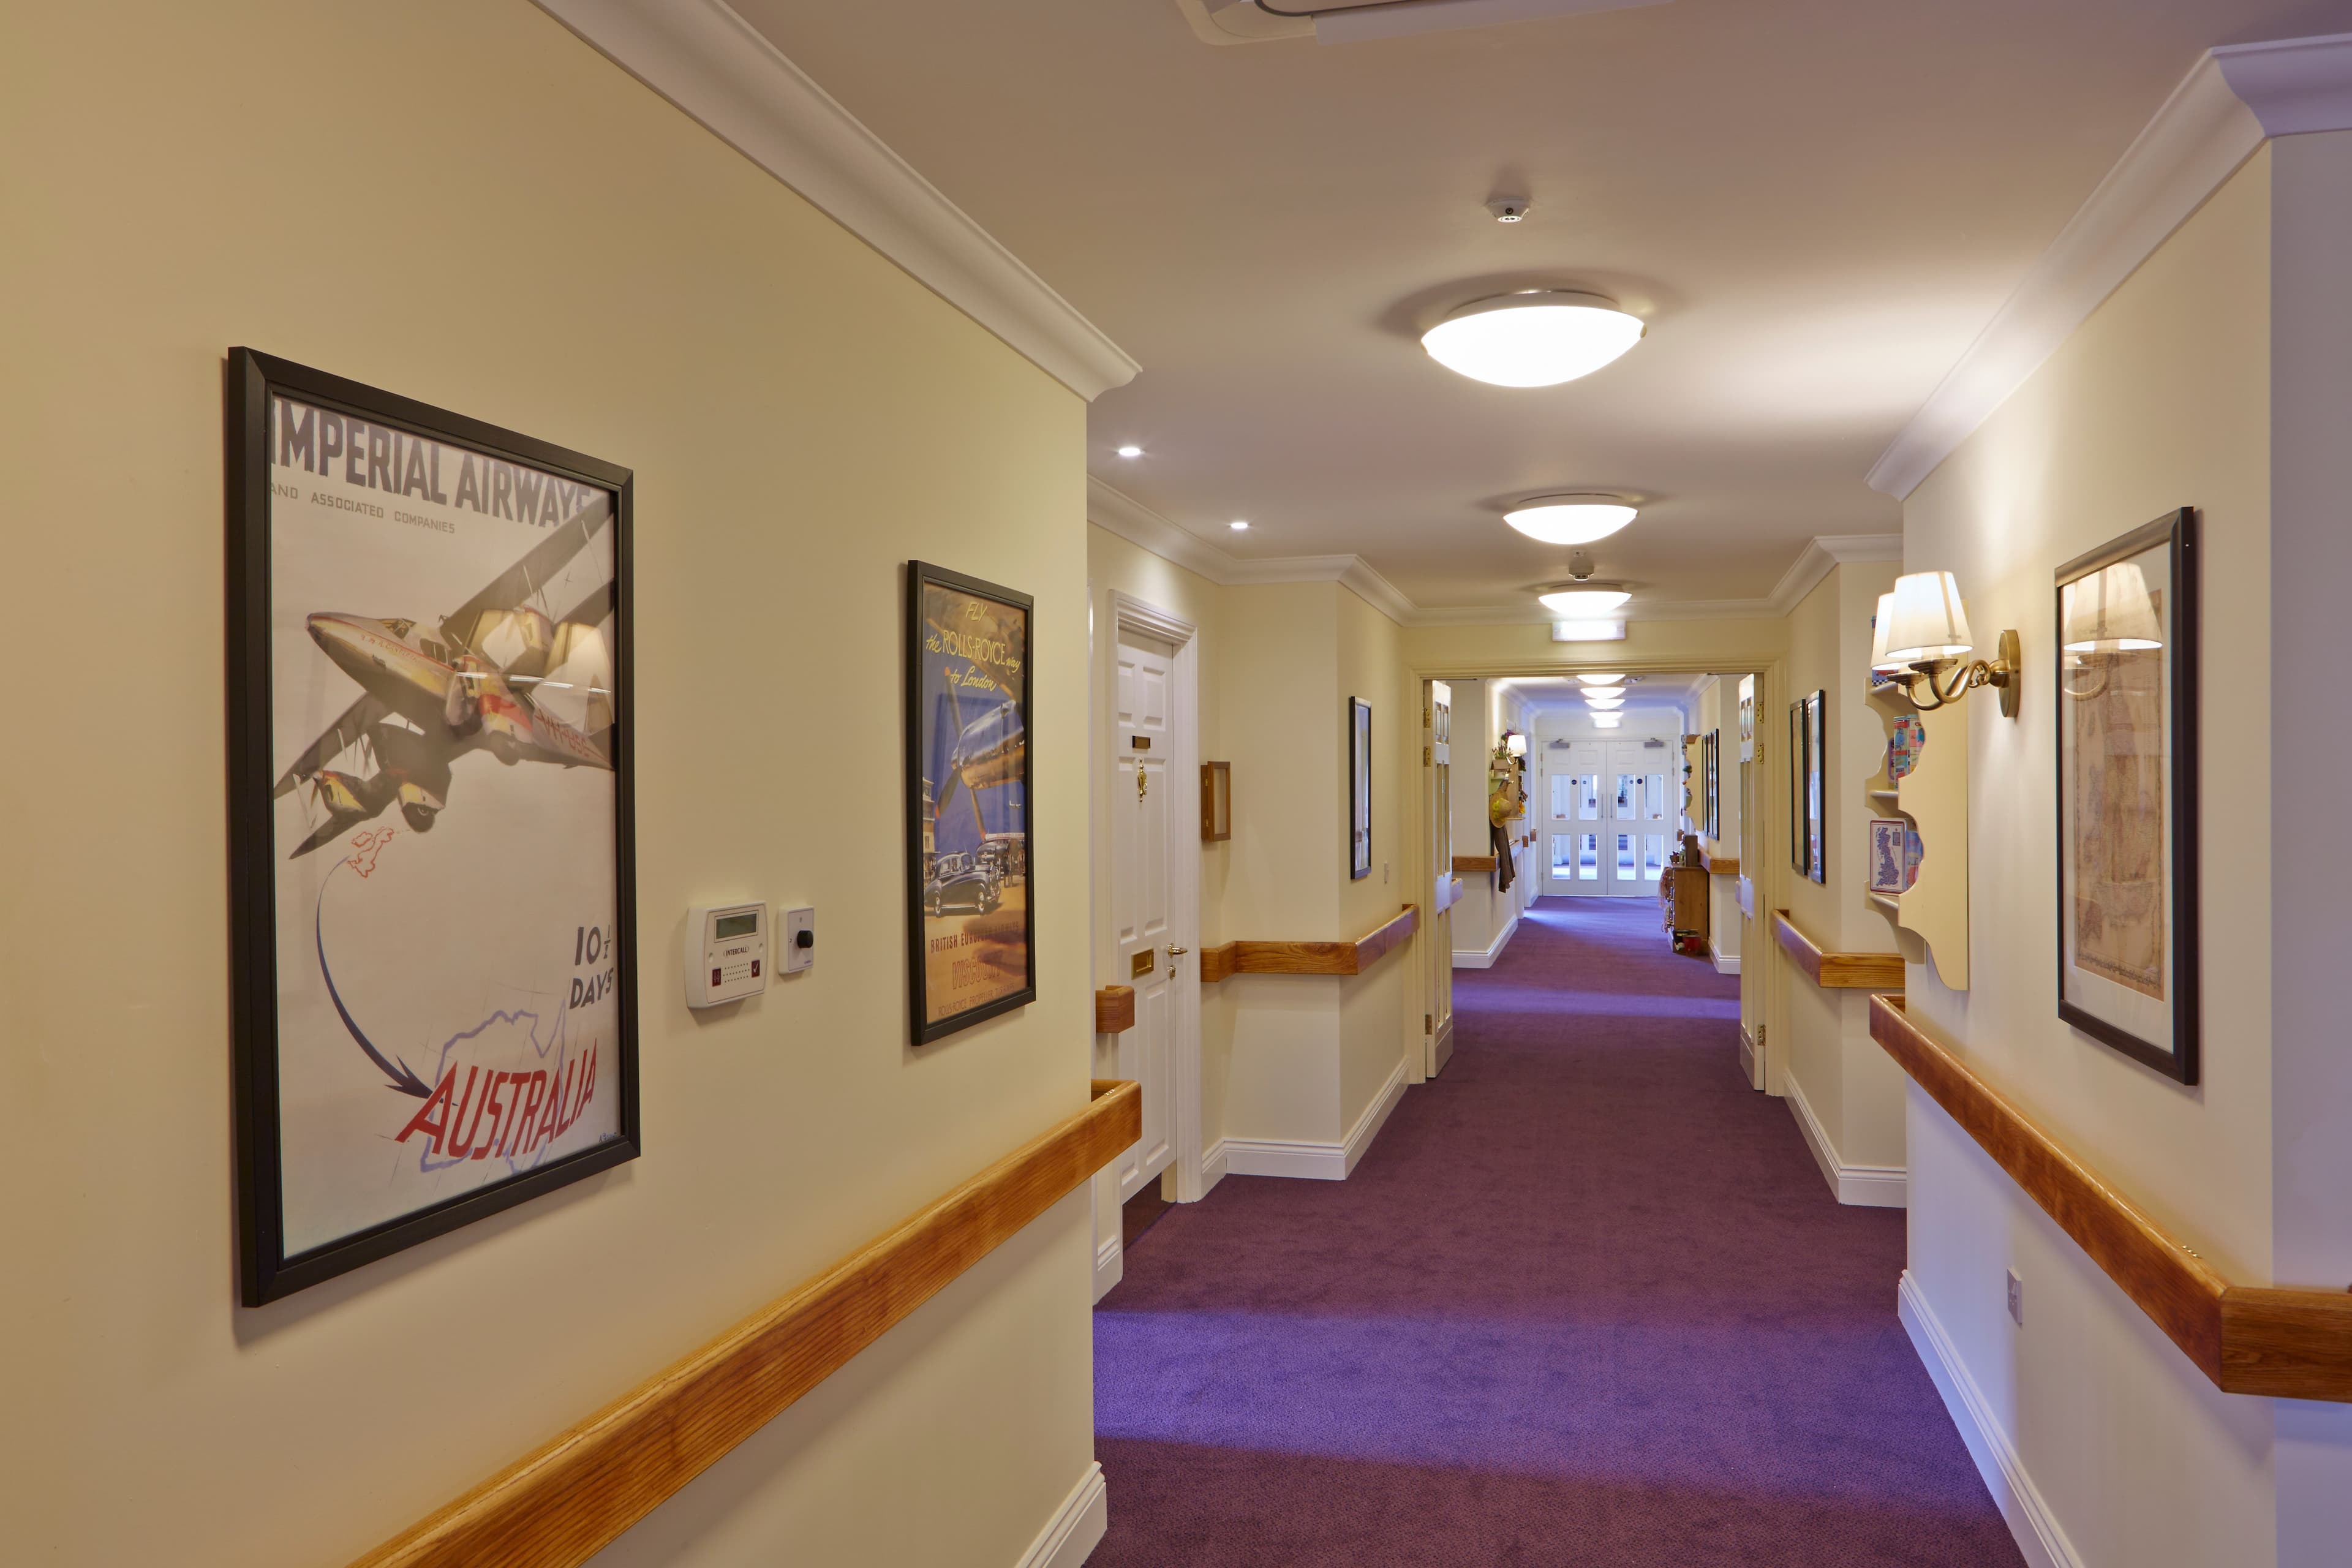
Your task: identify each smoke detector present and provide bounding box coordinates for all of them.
[1487,194,1531,224]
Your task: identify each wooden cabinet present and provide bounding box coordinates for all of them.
[1660,859,1709,946]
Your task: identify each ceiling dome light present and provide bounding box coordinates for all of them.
[1585,696,1625,710]
[1539,587,1631,616]
[1577,672,1626,686]
[1421,292,1645,388]
[1504,494,1638,545]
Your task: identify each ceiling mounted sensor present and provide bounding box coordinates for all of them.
[1503,494,1637,545]
[1422,292,1644,389]
[1179,0,1672,47]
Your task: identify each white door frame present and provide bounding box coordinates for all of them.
[1109,590,1205,1202]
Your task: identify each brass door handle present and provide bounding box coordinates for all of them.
[1166,946,1189,957]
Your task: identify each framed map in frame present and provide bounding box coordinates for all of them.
[2055,508,2198,1082]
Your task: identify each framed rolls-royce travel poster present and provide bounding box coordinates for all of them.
[906,561,1035,1045]
[226,349,639,1305]
[2055,508,2199,1082]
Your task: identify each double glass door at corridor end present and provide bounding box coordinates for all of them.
[1540,739,1675,896]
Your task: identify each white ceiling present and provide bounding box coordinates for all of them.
[733,0,2349,614]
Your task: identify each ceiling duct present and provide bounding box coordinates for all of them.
[1178,0,1670,47]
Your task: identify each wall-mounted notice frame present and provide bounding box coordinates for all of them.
[2055,508,2199,1083]
[1348,697,1373,880]
[1202,760,1232,842]
[225,349,639,1305]
[905,560,1036,1045]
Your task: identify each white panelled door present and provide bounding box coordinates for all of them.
[1427,682,1454,1076]
[1541,742,1603,895]
[1110,629,1176,1203]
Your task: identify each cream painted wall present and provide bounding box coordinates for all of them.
[1768,563,1907,1183]
[1336,587,1410,1130]
[1,6,1096,1566]
[1900,148,2280,1565]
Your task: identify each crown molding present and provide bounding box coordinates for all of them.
[533,0,1140,401]
[1093,477,1898,630]
[2215,31,2352,134]
[1864,53,2255,499]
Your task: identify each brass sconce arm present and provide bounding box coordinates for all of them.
[1893,629,2022,718]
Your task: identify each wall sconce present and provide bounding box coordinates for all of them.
[1870,571,2021,717]
[2059,559,2163,699]
[1506,732,1528,758]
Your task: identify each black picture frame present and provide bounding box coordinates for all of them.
[2054,508,2199,1083]
[1349,697,1373,880]
[1787,698,1809,878]
[905,560,1036,1045]
[227,349,639,1306]
[1703,730,1721,841]
[1805,691,1826,885]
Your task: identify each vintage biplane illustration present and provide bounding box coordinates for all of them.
[921,608,1027,907]
[273,498,618,858]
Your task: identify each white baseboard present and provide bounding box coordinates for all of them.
[1785,1071,1907,1207]
[1452,913,1518,969]
[1016,1461,1108,1568]
[1709,946,1741,975]
[1090,1230,1121,1303]
[1223,1058,1408,1180]
[1899,1273,2081,1568]
[1199,1137,1229,1195]
[1738,1025,1758,1087]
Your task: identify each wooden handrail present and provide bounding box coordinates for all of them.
[1094,986,1135,1034]
[1699,845,1739,876]
[1871,998,2352,1401]
[1198,904,1419,981]
[1773,910,1904,990]
[349,1080,1145,1567]
[1452,854,1497,872]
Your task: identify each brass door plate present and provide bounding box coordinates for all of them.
[1131,950,1155,978]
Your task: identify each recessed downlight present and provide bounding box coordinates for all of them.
[1117,445,1144,459]
[1504,494,1638,545]
[1229,520,1250,531]
[1421,291,1645,388]
[1539,587,1631,616]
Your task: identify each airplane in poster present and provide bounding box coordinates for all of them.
[271,499,619,857]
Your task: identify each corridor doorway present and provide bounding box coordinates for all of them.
[1540,737,1673,896]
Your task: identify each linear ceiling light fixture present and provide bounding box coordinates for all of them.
[1422,292,1645,388]
[1504,494,1638,545]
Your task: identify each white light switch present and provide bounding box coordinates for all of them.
[781,906,816,974]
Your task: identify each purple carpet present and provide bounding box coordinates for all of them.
[1091,895,2021,1567]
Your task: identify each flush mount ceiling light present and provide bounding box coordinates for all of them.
[1503,494,1638,545]
[1577,672,1626,686]
[1585,696,1625,710]
[1422,292,1645,388]
[1538,587,1631,616]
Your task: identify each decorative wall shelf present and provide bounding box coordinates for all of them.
[1866,682,1968,989]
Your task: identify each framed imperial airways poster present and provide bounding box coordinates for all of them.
[2056,508,2199,1082]
[225,349,639,1305]
[906,561,1035,1045]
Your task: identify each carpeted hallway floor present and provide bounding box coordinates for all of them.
[1091,895,2022,1567]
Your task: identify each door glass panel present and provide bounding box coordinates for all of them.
[1616,833,1635,878]
[1577,775,1600,820]
[1551,774,1572,818]
[1615,775,1636,816]
[1550,834,1574,876]
[1646,774,1667,821]
[1644,835,1665,881]
[1578,834,1599,880]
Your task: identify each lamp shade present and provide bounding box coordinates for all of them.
[1506,733,1528,756]
[1868,592,1908,672]
[1539,588,1631,616]
[1503,496,1637,545]
[1422,292,1645,388]
[2062,561,2163,653]
[1882,571,1975,663]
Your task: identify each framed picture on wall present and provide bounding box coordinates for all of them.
[1703,729,1720,840]
[1788,698,1809,878]
[1349,696,1373,880]
[1804,690,1826,884]
[2054,508,2199,1082]
[225,349,639,1305]
[1737,674,1756,762]
[905,561,1036,1046]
